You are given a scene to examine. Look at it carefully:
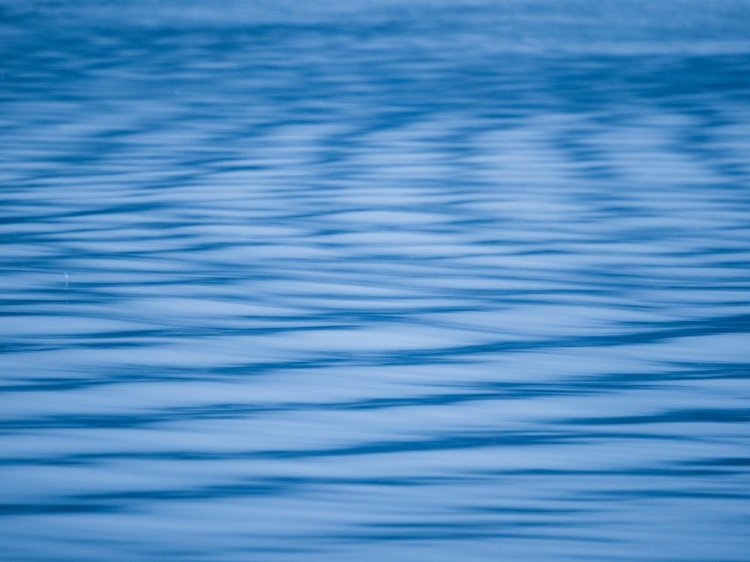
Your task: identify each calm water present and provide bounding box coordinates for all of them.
[1,1,750,560]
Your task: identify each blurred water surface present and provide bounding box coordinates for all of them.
[1,1,750,560]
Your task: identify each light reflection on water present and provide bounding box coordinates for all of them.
[1,1,750,560]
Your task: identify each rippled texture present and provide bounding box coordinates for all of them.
[1,1,750,561]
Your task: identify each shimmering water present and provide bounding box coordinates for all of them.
[1,1,750,560]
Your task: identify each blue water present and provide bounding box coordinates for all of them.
[1,1,750,560]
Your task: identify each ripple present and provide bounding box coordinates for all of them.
[1,1,750,561]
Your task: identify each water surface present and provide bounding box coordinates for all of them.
[1,1,750,560]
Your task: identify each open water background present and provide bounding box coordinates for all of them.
[1,1,750,560]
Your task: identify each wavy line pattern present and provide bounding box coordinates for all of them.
[1,1,749,561]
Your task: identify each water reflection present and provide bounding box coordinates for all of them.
[1,1,750,561]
